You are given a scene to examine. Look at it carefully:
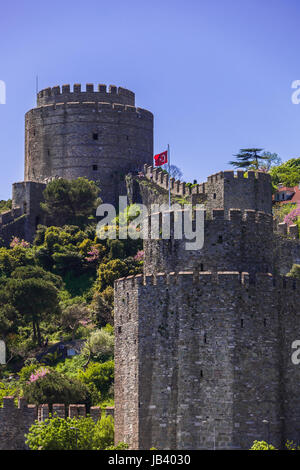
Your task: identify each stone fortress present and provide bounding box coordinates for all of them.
[1,83,300,450]
[0,83,153,244]
[0,397,114,450]
[115,166,300,450]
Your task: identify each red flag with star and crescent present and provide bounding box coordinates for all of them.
[154,150,168,167]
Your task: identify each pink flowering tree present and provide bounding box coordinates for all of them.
[134,250,144,262]
[10,237,30,248]
[85,246,100,262]
[29,367,50,383]
[284,206,300,226]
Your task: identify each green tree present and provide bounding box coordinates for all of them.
[25,414,115,450]
[0,267,61,345]
[287,264,300,279]
[11,265,63,289]
[82,329,114,362]
[229,148,269,170]
[61,302,91,340]
[41,178,101,227]
[95,257,142,292]
[250,440,300,450]
[78,360,114,398]
[91,292,113,327]
[0,382,17,406]
[22,369,92,406]
[258,152,282,171]
[0,244,34,277]
[0,199,12,214]
[270,158,300,189]
[0,304,17,338]
[250,440,277,450]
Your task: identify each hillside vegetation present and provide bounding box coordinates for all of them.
[0,178,143,411]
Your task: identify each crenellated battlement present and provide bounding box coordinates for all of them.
[37,83,135,107]
[114,258,300,450]
[140,208,274,276]
[114,271,298,290]
[0,396,114,449]
[0,396,114,419]
[141,208,273,240]
[24,82,153,194]
[142,164,272,211]
[145,207,273,222]
[276,221,299,239]
[0,207,22,226]
[143,163,204,197]
[26,100,153,120]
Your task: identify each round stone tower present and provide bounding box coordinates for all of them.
[24,83,153,204]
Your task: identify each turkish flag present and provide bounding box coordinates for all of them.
[154,150,168,166]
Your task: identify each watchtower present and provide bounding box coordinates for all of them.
[114,174,300,450]
[25,83,154,205]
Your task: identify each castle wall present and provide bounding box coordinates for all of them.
[144,209,274,276]
[279,278,300,443]
[37,84,135,107]
[231,274,283,448]
[114,276,139,448]
[0,397,114,450]
[142,166,272,215]
[0,182,46,246]
[223,171,272,215]
[25,84,153,206]
[273,233,300,275]
[0,214,26,247]
[114,272,300,450]
[12,181,46,239]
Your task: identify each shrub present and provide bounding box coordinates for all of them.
[22,369,92,406]
[82,329,114,362]
[250,440,277,450]
[287,264,300,279]
[78,360,114,398]
[25,414,115,450]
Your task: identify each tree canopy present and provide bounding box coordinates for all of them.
[229,148,270,170]
[269,158,300,189]
[41,178,101,227]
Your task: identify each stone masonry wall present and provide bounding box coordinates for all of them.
[0,181,46,246]
[144,209,274,276]
[25,84,153,206]
[143,165,272,215]
[37,84,135,107]
[0,214,26,247]
[114,272,300,450]
[0,396,114,450]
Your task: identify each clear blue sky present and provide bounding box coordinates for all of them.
[0,0,300,199]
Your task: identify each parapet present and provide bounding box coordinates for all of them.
[27,100,153,120]
[115,271,300,294]
[0,396,114,421]
[142,165,271,200]
[222,169,271,183]
[37,83,135,107]
[0,397,114,450]
[115,271,299,291]
[140,208,273,240]
[276,221,299,239]
[143,164,205,197]
[0,207,22,226]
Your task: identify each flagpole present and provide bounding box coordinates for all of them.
[168,144,171,208]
